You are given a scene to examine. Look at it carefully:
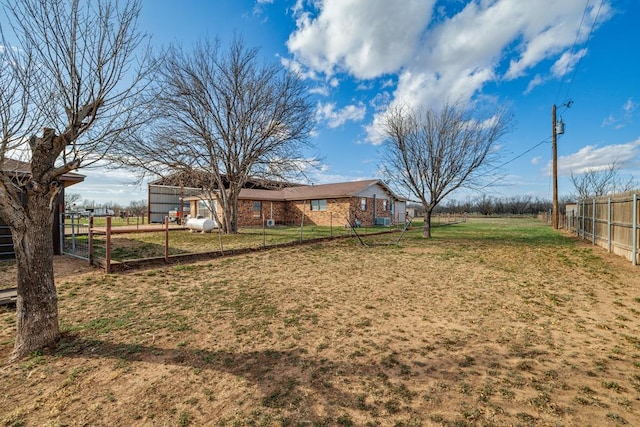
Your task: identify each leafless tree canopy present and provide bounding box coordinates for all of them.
[64,192,83,210]
[0,0,151,361]
[123,37,315,233]
[570,161,636,200]
[381,103,512,237]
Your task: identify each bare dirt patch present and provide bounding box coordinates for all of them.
[0,256,96,289]
[1,218,639,426]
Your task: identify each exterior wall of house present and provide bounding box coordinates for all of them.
[234,200,289,227]
[185,189,406,229]
[352,183,404,225]
[350,196,395,226]
[259,201,288,225]
[256,196,401,227]
[283,198,352,226]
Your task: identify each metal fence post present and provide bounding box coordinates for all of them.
[89,216,94,266]
[71,213,77,252]
[105,216,112,274]
[164,216,169,263]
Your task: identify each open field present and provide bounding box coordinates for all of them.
[1,217,640,426]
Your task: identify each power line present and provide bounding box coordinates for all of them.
[479,136,551,178]
[554,0,591,106]
[474,136,552,191]
[557,0,605,113]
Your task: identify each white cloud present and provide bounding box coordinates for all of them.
[309,86,330,96]
[505,3,610,79]
[524,74,545,94]
[286,0,613,144]
[551,48,587,77]
[316,101,366,128]
[531,156,542,165]
[279,56,319,80]
[601,113,617,128]
[624,98,637,114]
[287,0,435,79]
[551,138,640,176]
[602,98,639,129]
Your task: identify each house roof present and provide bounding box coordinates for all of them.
[184,178,407,203]
[277,179,389,201]
[185,179,404,202]
[1,158,85,187]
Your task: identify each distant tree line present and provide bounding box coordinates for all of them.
[414,194,576,216]
[64,193,147,217]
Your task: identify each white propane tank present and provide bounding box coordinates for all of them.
[186,217,216,233]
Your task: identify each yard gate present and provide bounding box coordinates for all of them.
[60,213,91,261]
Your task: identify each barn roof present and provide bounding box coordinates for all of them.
[149,171,302,190]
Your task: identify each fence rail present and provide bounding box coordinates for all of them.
[73,214,409,273]
[565,192,639,266]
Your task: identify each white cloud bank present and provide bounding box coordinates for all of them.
[553,138,640,176]
[286,0,612,143]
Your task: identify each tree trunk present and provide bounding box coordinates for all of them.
[221,186,239,234]
[9,191,60,361]
[423,209,433,238]
[230,191,239,234]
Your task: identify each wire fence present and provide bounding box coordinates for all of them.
[81,215,407,273]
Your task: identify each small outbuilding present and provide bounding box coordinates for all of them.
[0,159,85,259]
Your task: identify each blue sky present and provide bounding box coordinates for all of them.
[52,1,640,205]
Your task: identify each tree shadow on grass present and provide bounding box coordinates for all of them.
[54,333,379,421]
[4,330,561,424]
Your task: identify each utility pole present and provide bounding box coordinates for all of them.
[552,104,558,229]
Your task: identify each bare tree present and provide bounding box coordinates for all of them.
[381,103,512,237]
[570,161,635,200]
[508,195,532,215]
[121,37,315,233]
[64,192,83,211]
[0,0,151,361]
[127,199,147,217]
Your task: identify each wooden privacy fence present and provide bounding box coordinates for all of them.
[565,192,639,266]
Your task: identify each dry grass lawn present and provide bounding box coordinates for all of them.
[1,217,639,426]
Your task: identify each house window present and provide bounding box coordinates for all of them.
[198,200,213,219]
[310,199,327,211]
[360,198,367,211]
[382,200,388,211]
[252,201,262,217]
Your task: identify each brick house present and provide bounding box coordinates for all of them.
[186,179,407,228]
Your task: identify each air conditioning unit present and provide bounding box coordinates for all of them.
[266,219,275,227]
[375,217,391,226]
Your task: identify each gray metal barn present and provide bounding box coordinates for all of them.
[147,184,202,223]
